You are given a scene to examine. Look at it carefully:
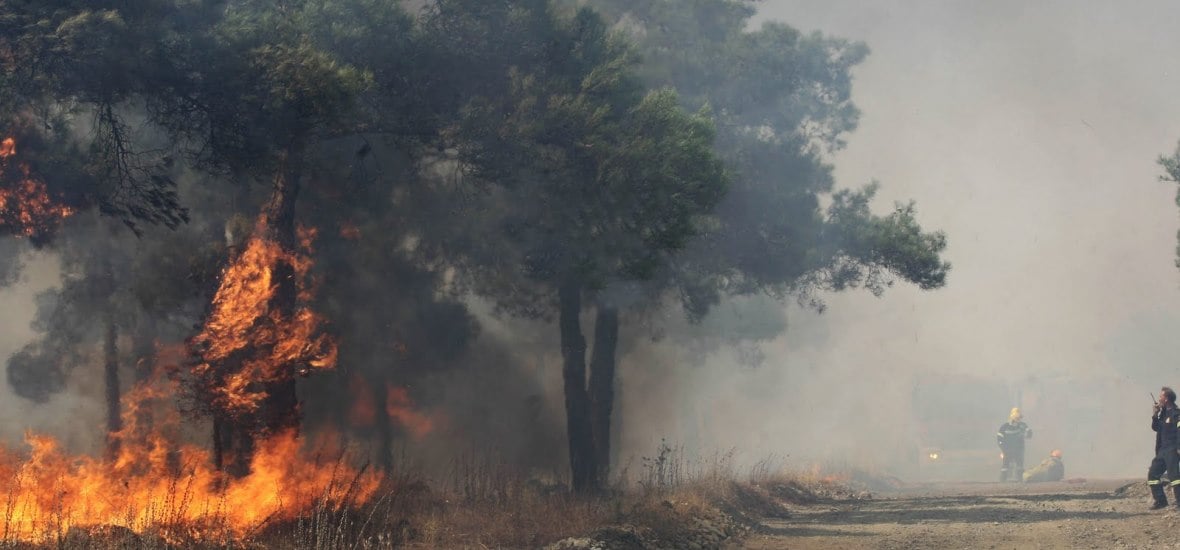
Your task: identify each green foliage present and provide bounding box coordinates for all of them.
[1157,144,1180,268]
[820,184,948,294]
[0,0,234,234]
[0,0,953,490]
[153,0,378,179]
[437,3,728,315]
[578,0,947,322]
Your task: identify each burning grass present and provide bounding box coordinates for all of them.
[0,371,381,547]
[0,430,870,549]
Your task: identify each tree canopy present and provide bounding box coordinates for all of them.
[0,0,951,494]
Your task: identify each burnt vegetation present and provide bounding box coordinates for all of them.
[0,0,949,546]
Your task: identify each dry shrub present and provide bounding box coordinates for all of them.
[418,492,613,548]
[790,460,903,498]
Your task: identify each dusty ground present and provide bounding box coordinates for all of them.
[729,478,1180,550]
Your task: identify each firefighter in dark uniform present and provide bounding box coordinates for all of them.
[997,407,1032,482]
[1148,386,1180,509]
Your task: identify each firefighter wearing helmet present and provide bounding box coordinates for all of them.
[1148,386,1180,509]
[997,407,1032,482]
[1023,449,1065,482]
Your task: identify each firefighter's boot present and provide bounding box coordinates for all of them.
[1150,480,1168,509]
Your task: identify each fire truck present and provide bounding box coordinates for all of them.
[907,374,1015,481]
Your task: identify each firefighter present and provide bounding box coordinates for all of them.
[1148,386,1180,509]
[1023,449,1064,483]
[997,407,1032,482]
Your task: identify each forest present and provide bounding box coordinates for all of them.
[0,0,949,546]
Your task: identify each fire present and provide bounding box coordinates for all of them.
[349,379,377,426]
[0,372,380,544]
[386,385,436,438]
[191,216,337,417]
[348,376,437,439]
[0,136,74,238]
[805,463,851,485]
[338,221,361,240]
[819,473,850,485]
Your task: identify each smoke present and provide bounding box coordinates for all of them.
[606,0,1180,480]
[3,0,1177,489]
[0,251,111,452]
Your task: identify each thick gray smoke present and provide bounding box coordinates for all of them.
[607,0,1180,480]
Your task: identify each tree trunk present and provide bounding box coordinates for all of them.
[131,317,157,383]
[373,376,394,472]
[104,312,121,460]
[218,140,304,477]
[588,304,618,488]
[260,139,305,436]
[213,416,253,477]
[212,417,224,472]
[559,280,597,492]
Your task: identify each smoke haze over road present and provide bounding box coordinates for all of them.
[616,0,1180,480]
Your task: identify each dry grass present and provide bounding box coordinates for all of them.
[2,442,853,549]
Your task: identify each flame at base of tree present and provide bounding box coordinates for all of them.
[0,371,380,544]
[0,137,74,239]
[191,215,337,420]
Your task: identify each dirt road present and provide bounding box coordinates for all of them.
[730,478,1180,549]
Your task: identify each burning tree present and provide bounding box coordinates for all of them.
[0,2,198,238]
[190,216,338,473]
[0,137,74,241]
[148,0,437,472]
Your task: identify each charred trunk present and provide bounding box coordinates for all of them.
[373,377,394,472]
[213,416,252,478]
[212,417,224,472]
[103,312,121,460]
[97,246,122,461]
[217,140,305,476]
[260,140,304,436]
[560,279,597,492]
[131,318,157,383]
[588,304,618,487]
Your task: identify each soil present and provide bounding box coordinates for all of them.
[729,478,1179,550]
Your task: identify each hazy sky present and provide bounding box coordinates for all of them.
[756,0,1180,375]
[620,1,1180,478]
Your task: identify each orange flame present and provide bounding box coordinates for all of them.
[0,137,74,238]
[348,376,377,427]
[386,385,435,439]
[338,221,361,240]
[191,216,337,418]
[819,473,850,485]
[0,372,380,544]
[347,376,436,439]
